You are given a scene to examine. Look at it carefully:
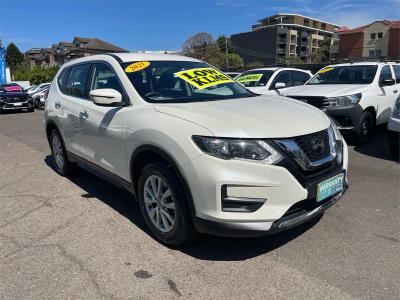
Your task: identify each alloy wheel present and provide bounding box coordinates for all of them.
[52,134,65,170]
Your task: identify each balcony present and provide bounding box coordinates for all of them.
[277,38,286,44]
[276,48,286,54]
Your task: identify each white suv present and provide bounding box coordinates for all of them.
[236,67,312,95]
[45,53,348,245]
[284,62,400,143]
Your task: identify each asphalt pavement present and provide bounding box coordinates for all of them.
[0,110,399,299]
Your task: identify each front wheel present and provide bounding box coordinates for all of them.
[138,161,195,245]
[356,111,373,144]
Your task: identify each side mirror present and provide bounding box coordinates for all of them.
[274,82,286,89]
[89,89,123,106]
[380,79,395,86]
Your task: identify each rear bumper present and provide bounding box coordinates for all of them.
[193,187,347,237]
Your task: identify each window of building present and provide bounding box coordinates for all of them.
[65,64,92,98]
[313,21,318,28]
[304,19,309,26]
[369,50,375,57]
[321,23,326,30]
[375,50,382,57]
[370,33,376,40]
[377,32,383,39]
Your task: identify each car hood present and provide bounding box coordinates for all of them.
[154,95,330,138]
[283,84,370,97]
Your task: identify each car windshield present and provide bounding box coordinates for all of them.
[308,65,378,85]
[121,61,254,103]
[235,70,275,87]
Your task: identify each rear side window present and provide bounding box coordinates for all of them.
[379,65,393,83]
[65,64,92,98]
[392,65,400,83]
[290,71,311,86]
[57,69,69,93]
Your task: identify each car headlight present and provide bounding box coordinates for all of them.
[329,93,362,107]
[192,136,282,164]
[391,98,400,119]
[329,118,343,141]
[329,118,344,165]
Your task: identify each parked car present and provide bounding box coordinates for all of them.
[387,95,400,158]
[225,72,241,79]
[0,83,34,113]
[25,85,38,92]
[31,86,49,109]
[284,62,400,144]
[236,67,312,95]
[27,82,50,95]
[45,53,348,245]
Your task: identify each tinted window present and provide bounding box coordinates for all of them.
[270,70,291,89]
[58,69,69,93]
[379,65,393,83]
[290,71,311,86]
[392,65,400,83]
[90,63,124,95]
[65,64,91,98]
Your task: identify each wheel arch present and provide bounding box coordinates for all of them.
[364,106,377,126]
[130,145,197,219]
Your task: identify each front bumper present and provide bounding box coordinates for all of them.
[183,141,349,237]
[324,105,363,133]
[1,100,34,110]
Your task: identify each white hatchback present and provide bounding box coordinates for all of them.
[45,53,348,245]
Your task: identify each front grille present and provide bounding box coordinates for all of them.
[294,129,330,162]
[289,96,330,108]
[3,95,29,103]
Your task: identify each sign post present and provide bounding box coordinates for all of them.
[0,47,6,84]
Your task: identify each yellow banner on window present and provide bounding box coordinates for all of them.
[318,67,334,74]
[236,74,263,82]
[175,68,233,89]
[125,61,150,73]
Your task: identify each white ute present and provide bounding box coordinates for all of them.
[284,62,400,143]
[45,53,348,245]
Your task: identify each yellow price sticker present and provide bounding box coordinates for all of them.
[175,68,233,89]
[237,73,263,82]
[125,61,150,73]
[318,67,334,74]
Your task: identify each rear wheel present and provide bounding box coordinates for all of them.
[50,129,75,176]
[356,111,373,144]
[27,107,34,112]
[138,161,195,245]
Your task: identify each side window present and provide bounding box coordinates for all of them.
[392,65,400,84]
[290,71,311,86]
[90,63,124,95]
[57,68,70,94]
[65,64,92,98]
[270,71,291,89]
[379,65,393,83]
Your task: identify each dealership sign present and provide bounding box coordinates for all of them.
[0,47,6,84]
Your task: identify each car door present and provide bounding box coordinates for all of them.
[269,70,291,95]
[79,62,128,177]
[376,65,397,124]
[55,64,91,156]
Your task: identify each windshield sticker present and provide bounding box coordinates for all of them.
[318,67,334,74]
[125,61,150,73]
[236,74,263,83]
[175,68,233,89]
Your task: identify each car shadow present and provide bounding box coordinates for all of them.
[346,125,398,162]
[44,155,322,261]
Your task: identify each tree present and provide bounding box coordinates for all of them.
[308,39,331,63]
[208,53,244,69]
[6,43,24,70]
[13,65,59,84]
[287,56,304,65]
[182,32,219,61]
[216,35,235,54]
[245,61,264,69]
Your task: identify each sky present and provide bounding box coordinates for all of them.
[0,0,399,52]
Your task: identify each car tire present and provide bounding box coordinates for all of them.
[356,111,373,144]
[28,107,34,112]
[49,129,75,176]
[138,160,195,246]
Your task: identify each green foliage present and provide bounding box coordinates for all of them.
[216,35,235,54]
[6,43,24,70]
[13,65,59,85]
[208,53,244,69]
[308,39,331,63]
[287,56,304,64]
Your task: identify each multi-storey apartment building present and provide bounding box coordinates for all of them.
[337,20,400,59]
[25,37,127,68]
[231,13,339,64]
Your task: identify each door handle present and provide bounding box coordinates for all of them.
[54,102,61,109]
[79,110,88,119]
[394,90,398,94]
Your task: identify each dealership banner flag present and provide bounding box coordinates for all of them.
[0,47,6,84]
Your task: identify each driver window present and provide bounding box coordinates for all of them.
[270,71,291,89]
[379,65,393,83]
[91,63,124,95]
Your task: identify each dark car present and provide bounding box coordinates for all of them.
[0,83,34,113]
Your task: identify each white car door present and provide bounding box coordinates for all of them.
[79,62,128,177]
[376,65,398,124]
